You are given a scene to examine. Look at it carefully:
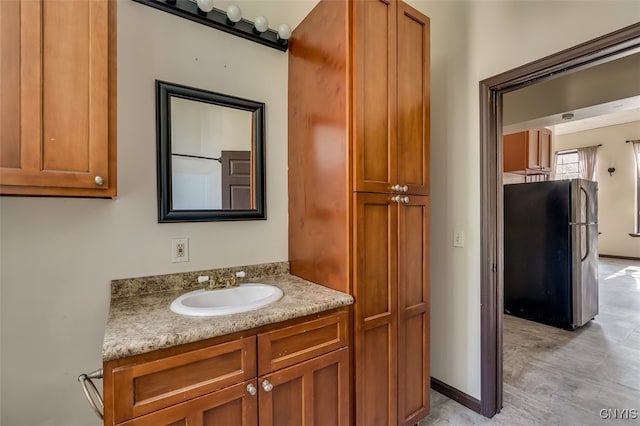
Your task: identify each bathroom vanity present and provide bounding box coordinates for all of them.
[101,263,353,426]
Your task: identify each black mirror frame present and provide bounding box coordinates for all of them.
[156,80,266,222]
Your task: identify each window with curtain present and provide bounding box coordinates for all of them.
[577,145,599,181]
[555,150,580,179]
[555,146,599,181]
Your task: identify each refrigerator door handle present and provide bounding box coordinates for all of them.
[580,224,589,262]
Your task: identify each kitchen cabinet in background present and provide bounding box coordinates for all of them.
[0,0,117,197]
[504,128,552,174]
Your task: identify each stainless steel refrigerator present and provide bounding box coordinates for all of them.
[504,179,599,330]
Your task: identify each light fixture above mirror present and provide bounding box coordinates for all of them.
[132,0,290,51]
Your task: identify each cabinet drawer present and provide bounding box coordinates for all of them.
[112,336,256,424]
[257,311,348,375]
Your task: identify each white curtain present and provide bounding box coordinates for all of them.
[633,141,640,179]
[578,145,598,181]
[550,151,558,180]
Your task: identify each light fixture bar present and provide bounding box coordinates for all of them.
[132,0,289,52]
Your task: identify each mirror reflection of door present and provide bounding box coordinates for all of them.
[221,150,252,209]
[170,97,253,210]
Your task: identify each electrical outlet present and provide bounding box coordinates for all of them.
[453,229,465,248]
[171,238,189,263]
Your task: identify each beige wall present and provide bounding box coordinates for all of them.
[555,121,640,258]
[406,0,640,399]
[2,1,640,424]
[0,1,314,424]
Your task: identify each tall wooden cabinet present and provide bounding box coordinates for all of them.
[0,0,117,197]
[288,1,430,424]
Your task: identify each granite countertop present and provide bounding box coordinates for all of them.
[102,266,353,361]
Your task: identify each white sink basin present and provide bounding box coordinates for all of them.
[170,283,283,317]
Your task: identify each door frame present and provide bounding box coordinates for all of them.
[478,22,640,417]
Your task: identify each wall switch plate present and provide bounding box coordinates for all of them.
[171,238,189,262]
[453,229,465,248]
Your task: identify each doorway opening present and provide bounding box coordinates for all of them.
[478,22,640,417]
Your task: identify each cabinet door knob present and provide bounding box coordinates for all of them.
[391,195,401,203]
[246,383,257,396]
[401,196,409,204]
[261,380,273,392]
[401,185,409,192]
[391,184,402,192]
[94,176,104,186]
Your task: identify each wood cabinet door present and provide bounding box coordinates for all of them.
[353,192,398,426]
[118,380,258,426]
[503,131,527,172]
[0,0,115,195]
[258,347,350,426]
[396,2,430,196]
[353,0,397,193]
[538,128,552,170]
[527,130,540,169]
[397,195,430,425]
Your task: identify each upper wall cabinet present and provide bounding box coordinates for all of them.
[354,0,430,196]
[0,0,117,197]
[503,128,552,174]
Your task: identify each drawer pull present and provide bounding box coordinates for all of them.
[246,383,257,396]
[262,380,273,392]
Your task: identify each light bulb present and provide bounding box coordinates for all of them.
[226,4,242,23]
[277,23,292,41]
[254,15,269,33]
[196,0,214,13]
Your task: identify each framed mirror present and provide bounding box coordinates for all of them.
[156,81,266,222]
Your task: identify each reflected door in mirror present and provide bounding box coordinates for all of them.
[221,151,252,209]
[170,98,253,210]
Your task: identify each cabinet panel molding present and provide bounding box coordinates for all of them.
[259,347,350,426]
[112,336,256,423]
[118,380,258,426]
[258,311,348,375]
[397,2,430,196]
[0,0,116,197]
[0,0,21,169]
[354,0,397,193]
[397,195,430,425]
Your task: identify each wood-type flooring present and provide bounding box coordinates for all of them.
[421,258,640,425]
